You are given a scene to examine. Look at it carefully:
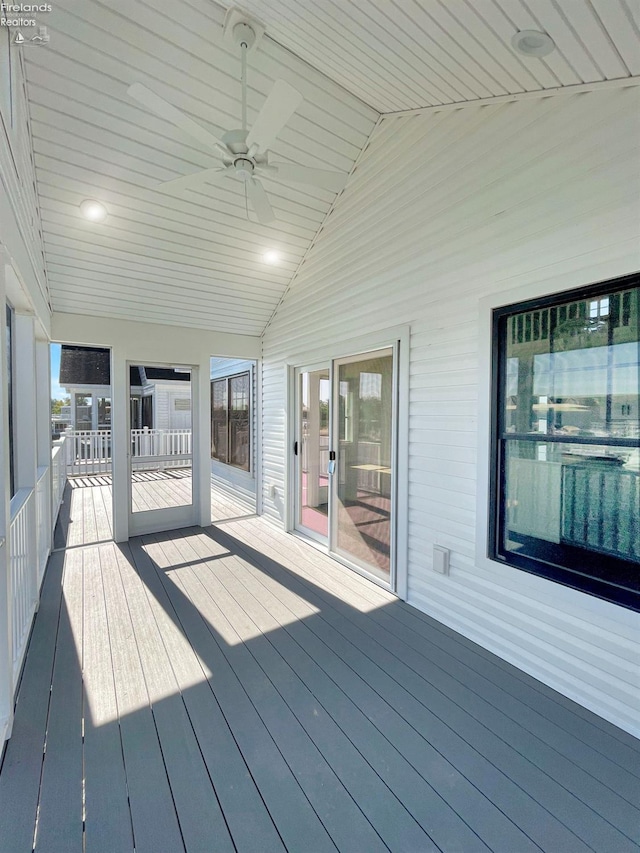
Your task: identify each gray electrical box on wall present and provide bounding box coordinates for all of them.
[433,545,450,575]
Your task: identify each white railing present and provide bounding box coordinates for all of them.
[9,489,37,685]
[36,467,51,584]
[66,429,112,476]
[51,435,67,523]
[130,428,192,470]
[64,428,192,477]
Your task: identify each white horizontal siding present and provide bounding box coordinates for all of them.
[260,87,640,736]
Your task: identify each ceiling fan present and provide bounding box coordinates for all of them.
[127,17,348,225]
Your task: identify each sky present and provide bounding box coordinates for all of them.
[50,343,65,400]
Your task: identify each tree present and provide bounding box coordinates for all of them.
[51,397,70,415]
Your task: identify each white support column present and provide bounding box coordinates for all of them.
[35,339,50,468]
[91,392,98,431]
[0,264,13,742]
[69,389,76,430]
[112,350,129,542]
[35,338,52,583]
[197,361,212,528]
[14,313,37,494]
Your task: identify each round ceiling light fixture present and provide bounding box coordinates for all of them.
[80,199,108,222]
[511,30,556,57]
[263,249,280,264]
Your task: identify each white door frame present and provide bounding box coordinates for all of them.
[127,361,200,537]
[329,345,398,591]
[292,360,332,545]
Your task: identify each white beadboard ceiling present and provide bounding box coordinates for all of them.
[24,0,640,335]
[239,0,640,112]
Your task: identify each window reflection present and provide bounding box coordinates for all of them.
[496,282,640,604]
[504,288,639,443]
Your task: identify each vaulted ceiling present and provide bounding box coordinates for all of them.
[25,0,640,335]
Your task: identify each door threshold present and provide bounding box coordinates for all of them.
[290,529,396,595]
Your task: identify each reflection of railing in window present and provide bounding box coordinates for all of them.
[508,457,639,561]
[562,463,639,559]
[509,289,635,347]
[352,441,383,493]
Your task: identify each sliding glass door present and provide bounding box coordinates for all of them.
[295,365,331,543]
[332,348,394,582]
[294,347,396,586]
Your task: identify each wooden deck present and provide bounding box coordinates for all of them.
[2,488,640,852]
[54,472,255,548]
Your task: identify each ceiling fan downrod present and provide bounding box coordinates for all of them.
[232,22,256,134]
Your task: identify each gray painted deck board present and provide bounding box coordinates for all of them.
[146,534,342,853]
[0,551,65,853]
[2,484,639,853]
[209,519,640,851]
[224,540,638,847]
[196,532,567,853]
[235,516,640,780]
[83,546,134,853]
[178,531,498,852]
[98,543,186,853]
[114,541,235,853]
[201,525,597,853]
[156,532,428,853]
[383,598,640,776]
[33,548,84,852]
[128,537,287,853]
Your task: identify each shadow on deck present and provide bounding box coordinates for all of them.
[1,491,639,852]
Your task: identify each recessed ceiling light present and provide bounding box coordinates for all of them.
[263,250,280,264]
[511,30,555,57]
[80,199,108,222]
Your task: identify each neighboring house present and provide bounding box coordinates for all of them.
[58,345,191,431]
[1,4,639,752]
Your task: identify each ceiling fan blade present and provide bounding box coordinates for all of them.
[266,162,348,193]
[246,80,304,155]
[158,165,234,194]
[246,178,276,225]
[128,82,229,157]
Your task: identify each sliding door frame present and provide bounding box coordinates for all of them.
[330,346,398,590]
[285,325,410,599]
[292,360,333,545]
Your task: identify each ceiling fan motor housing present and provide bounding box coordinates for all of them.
[234,157,255,179]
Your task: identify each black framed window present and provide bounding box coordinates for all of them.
[211,372,250,472]
[491,273,640,610]
[6,303,16,497]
